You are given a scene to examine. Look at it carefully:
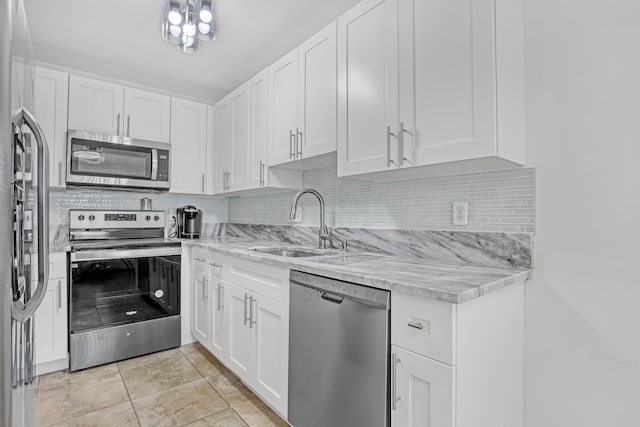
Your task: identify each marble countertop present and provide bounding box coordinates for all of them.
[181,237,530,304]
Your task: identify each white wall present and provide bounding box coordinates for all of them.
[524,1,640,425]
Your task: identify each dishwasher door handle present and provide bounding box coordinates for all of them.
[318,291,343,304]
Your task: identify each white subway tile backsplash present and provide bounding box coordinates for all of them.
[46,189,228,225]
[228,166,535,232]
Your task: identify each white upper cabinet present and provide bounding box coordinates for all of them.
[248,69,269,189]
[213,95,233,194]
[268,49,299,166]
[123,87,171,142]
[268,21,337,167]
[229,83,250,192]
[68,75,124,135]
[337,0,399,176]
[297,20,337,160]
[34,67,68,188]
[338,0,526,179]
[170,98,208,194]
[68,75,172,144]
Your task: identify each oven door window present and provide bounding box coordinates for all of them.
[70,255,180,332]
[69,138,153,180]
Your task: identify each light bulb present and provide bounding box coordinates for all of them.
[199,9,212,23]
[182,35,194,47]
[169,25,181,37]
[198,22,210,34]
[168,9,182,25]
[183,23,196,37]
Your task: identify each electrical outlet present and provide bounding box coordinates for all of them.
[292,207,303,223]
[452,201,468,226]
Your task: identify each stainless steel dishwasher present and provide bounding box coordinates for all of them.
[288,270,390,427]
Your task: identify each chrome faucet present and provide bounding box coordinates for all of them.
[289,188,330,249]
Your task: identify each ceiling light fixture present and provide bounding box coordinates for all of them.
[161,0,217,54]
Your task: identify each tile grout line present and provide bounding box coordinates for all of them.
[118,365,142,427]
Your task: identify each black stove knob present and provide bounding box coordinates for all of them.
[89,215,95,221]
[154,215,160,221]
[78,215,85,221]
[146,215,151,221]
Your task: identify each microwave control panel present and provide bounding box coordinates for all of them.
[157,150,170,182]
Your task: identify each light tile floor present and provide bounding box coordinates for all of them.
[36,343,289,427]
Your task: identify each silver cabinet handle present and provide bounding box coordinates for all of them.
[387,126,397,167]
[116,113,121,136]
[217,282,224,311]
[408,321,423,330]
[399,122,411,166]
[244,293,250,326]
[209,262,222,268]
[249,295,257,328]
[201,173,205,193]
[127,115,131,137]
[12,108,50,322]
[259,161,265,187]
[296,128,302,158]
[289,130,295,159]
[193,257,206,263]
[58,161,63,186]
[392,353,402,410]
[202,277,208,301]
[57,280,62,309]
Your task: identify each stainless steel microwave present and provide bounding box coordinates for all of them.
[66,130,171,191]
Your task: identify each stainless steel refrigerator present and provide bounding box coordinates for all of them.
[1,0,51,426]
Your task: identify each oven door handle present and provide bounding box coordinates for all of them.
[71,246,181,262]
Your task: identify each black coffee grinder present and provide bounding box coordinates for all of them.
[176,205,203,239]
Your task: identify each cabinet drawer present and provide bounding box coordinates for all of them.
[391,292,456,365]
[191,247,211,272]
[223,257,289,304]
[31,252,67,280]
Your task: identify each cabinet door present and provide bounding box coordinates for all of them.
[170,98,208,194]
[251,295,289,416]
[34,279,67,365]
[229,83,250,191]
[268,49,298,166]
[248,69,269,188]
[214,97,232,194]
[123,87,171,142]
[399,0,495,167]
[34,67,68,188]
[191,266,210,346]
[337,0,399,177]
[204,105,216,195]
[226,283,252,381]
[392,346,455,427]
[209,278,228,363]
[298,21,337,159]
[68,75,124,135]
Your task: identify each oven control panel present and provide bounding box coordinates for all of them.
[70,210,165,230]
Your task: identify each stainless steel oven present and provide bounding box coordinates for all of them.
[66,130,171,191]
[68,210,181,371]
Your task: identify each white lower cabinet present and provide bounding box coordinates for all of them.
[34,278,67,366]
[392,346,455,427]
[209,277,228,363]
[251,294,289,414]
[226,282,252,379]
[190,260,210,346]
[189,250,289,417]
[34,252,68,375]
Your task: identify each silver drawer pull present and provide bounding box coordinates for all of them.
[408,321,424,330]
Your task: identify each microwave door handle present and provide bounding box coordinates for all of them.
[151,149,158,180]
[12,107,50,322]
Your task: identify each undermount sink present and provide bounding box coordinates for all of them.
[254,249,322,258]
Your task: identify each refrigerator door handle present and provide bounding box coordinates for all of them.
[12,107,50,322]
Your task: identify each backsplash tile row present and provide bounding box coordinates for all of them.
[229,166,535,233]
[47,189,229,225]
